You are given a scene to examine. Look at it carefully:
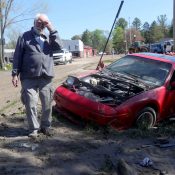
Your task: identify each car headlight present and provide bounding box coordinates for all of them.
[64,76,80,87]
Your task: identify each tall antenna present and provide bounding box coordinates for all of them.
[96,0,124,70]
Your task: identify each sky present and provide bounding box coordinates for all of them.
[13,0,173,40]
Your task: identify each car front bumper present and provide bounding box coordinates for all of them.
[54,86,131,130]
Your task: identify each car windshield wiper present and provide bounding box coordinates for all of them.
[122,71,141,80]
[122,71,153,88]
[103,69,142,81]
[111,71,138,81]
[100,69,150,89]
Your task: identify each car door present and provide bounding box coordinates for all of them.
[161,70,175,119]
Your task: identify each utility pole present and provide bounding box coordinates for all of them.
[129,17,132,46]
[124,29,128,54]
[173,0,175,51]
[0,0,4,69]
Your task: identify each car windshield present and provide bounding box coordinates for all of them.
[106,55,172,86]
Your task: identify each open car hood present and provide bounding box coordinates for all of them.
[63,69,151,107]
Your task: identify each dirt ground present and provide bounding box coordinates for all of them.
[0,55,175,175]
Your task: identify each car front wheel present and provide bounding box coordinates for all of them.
[63,58,68,65]
[69,58,73,63]
[136,107,156,129]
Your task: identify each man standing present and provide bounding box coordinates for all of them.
[12,13,62,137]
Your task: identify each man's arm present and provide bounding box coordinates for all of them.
[45,22,63,51]
[12,35,24,87]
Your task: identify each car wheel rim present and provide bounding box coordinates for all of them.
[137,111,153,129]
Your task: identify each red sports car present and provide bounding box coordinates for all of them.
[54,53,175,130]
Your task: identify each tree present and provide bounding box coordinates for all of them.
[149,21,164,43]
[112,26,125,53]
[115,18,128,30]
[81,29,92,46]
[71,35,81,40]
[132,17,142,30]
[141,22,151,44]
[6,28,21,48]
[157,15,168,38]
[105,39,113,54]
[91,29,106,51]
[0,0,47,68]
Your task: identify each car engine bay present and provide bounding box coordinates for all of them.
[63,72,149,107]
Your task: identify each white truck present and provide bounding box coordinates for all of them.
[53,49,72,65]
[164,40,173,53]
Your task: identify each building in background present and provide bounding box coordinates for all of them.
[84,45,97,57]
[62,39,97,58]
[4,49,15,63]
[62,39,84,57]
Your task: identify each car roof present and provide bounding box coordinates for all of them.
[131,52,175,67]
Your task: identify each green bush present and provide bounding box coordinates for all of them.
[3,63,12,70]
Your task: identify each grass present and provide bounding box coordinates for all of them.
[106,119,175,139]
[0,63,12,71]
[52,104,175,139]
[52,104,175,140]
[4,63,12,70]
[103,60,114,64]
[0,99,25,115]
[80,118,175,140]
[0,100,18,114]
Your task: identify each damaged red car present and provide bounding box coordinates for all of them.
[53,53,175,130]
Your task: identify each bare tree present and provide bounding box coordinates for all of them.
[6,28,20,48]
[0,0,48,68]
[157,14,168,38]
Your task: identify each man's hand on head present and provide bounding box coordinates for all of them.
[38,15,54,32]
[44,21,54,32]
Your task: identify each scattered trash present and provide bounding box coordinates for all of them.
[10,142,39,151]
[20,143,39,151]
[0,113,7,117]
[139,157,153,167]
[139,157,168,175]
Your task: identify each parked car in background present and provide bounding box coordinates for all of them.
[54,53,175,130]
[98,52,106,55]
[150,43,164,53]
[164,40,173,53]
[53,49,72,65]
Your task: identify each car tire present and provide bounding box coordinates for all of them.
[136,107,156,129]
[69,58,72,63]
[63,59,68,65]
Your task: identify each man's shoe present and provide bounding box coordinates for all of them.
[40,128,53,136]
[28,130,38,137]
